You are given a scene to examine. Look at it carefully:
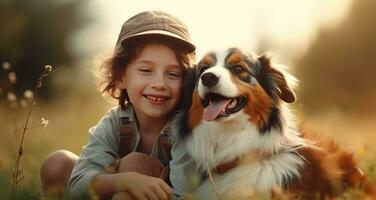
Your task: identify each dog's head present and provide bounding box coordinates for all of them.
[185,48,296,134]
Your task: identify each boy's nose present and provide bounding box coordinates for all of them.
[151,75,167,90]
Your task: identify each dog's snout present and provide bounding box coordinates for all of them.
[201,72,219,88]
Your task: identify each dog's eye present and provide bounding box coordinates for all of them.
[233,65,244,73]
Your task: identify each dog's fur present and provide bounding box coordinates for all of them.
[179,48,376,199]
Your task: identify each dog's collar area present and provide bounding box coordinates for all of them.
[214,151,272,174]
[214,158,239,174]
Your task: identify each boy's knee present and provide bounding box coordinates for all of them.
[118,152,151,169]
[118,152,163,177]
[40,150,78,193]
[120,152,147,162]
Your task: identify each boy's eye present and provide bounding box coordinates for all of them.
[138,68,152,73]
[167,71,182,79]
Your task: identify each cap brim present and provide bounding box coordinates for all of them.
[120,30,196,52]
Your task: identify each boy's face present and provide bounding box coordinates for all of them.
[119,43,183,122]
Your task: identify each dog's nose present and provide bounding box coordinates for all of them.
[201,72,219,88]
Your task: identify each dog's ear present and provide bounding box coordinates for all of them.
[274,68,296,103]
[257,55,296,103]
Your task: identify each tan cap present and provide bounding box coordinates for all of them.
[116,11,196,52]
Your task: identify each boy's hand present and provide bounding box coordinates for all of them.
[115,171,173,200]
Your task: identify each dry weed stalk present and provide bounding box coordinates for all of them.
[11,65,55,189]
[205,162,222,200]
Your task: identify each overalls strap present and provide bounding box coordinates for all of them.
[118,116,172,161]
[119,116,135,158]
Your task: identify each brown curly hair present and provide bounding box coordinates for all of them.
[97,35,195,110]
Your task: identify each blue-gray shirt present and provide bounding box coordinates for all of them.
[68,105,197,199]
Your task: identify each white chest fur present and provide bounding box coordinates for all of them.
[185,111,306,197]
[195,151,304,199]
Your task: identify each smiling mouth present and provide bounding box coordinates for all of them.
[202,93,247,121]
[145,95,169,103]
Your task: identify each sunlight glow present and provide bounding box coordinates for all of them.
[74,0,353,64]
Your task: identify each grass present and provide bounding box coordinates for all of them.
[1,104,375,199]
[0,94,110,199]
[0,169,39,200]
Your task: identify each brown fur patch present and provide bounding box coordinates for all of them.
[188,91,204,130]
[227,51,243,65]
[236,81,272,131]
[226,51,251,80]
[201,53,216,66]
[238,150,271,165]
[290,147,335,198]
[337,151,376,196]
[288,128,376,198]
[287,129,345,198]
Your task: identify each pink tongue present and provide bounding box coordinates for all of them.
[203,99,232,121]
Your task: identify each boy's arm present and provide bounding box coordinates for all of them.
[68,108,119,199]
[68,108,173,199]
[90,173,123,196]
[91,172,134,197]
[92,172,173,199]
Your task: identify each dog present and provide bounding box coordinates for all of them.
[178,48,376,199]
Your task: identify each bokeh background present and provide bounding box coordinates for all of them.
[1,0,375,196]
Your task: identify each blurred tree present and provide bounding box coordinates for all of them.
[295,0,376,115]
[0,0,90,102]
